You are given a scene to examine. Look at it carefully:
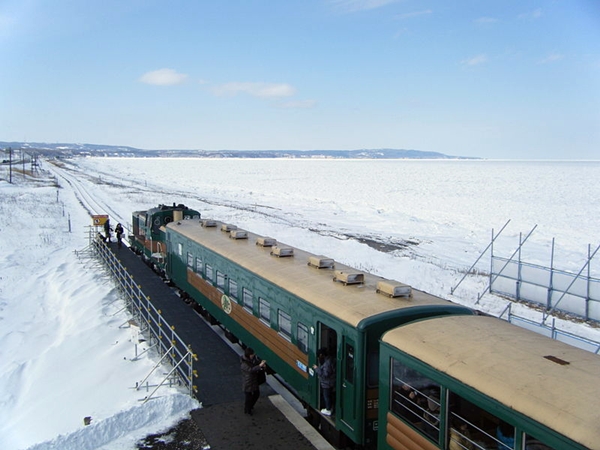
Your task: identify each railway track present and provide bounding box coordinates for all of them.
[47,160,130,232]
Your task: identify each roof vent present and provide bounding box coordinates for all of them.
[230,230,248,240]
[221,224,237,232]
[201,219,217,227]
[544,355,570,366]
[256,237,277,247]
[376,280,412,298]
[308,256,335,269]
[271,246,294,257]
[333,270,364,285]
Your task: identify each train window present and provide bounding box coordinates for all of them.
[216,271,226,292]
[177,243,183,256]
[297,322,308,353]
[195,257,203,276]
[390,359,441,445]
[229,279,238,299]
[448,392,514,450]
[242,288,253,312]
[205,264,214,283]
[187,252,194,267]
[278,310,292,341]
[259,298,270,324]
[523,434,555,450]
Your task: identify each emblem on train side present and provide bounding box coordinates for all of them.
[221,294,232,315]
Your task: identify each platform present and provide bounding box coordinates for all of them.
[107,242,329,450]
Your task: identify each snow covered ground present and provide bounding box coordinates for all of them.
[0,169,198,450]
[1,157,598,449]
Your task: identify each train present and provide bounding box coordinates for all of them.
[130,203,600,450]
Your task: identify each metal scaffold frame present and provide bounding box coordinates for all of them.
[85,232,198,401]
[455,222,600,352]
[489,237,600,323]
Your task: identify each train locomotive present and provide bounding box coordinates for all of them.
[130,203,201,276]
[130,204,600,450]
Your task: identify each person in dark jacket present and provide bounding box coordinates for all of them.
[241,347,266,415]
[313,348,335,416]
[114,223,124,248]
[103,219,112,243]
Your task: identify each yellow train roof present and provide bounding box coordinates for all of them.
[168,220,462,328]
[382,315,600,449]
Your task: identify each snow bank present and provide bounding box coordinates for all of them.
[27,393,198,450]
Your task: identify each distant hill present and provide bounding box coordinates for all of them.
[0,141,476,160]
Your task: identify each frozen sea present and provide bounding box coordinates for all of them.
[75,157,599,277]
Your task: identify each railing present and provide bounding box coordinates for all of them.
[454,226,600,352]
[89,235,198,400]
[498,303,600,354]
[490,248,600,323]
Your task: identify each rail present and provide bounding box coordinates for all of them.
[86,231,198,400]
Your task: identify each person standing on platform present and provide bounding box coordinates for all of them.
[115,223,124,248]
[241,347,266,415]
[103,219,113,243]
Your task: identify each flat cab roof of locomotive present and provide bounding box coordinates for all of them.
[133,203,200,223]
[380,315,600,449]
[166,219,469,327]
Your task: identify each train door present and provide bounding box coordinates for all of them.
[340,337,358,432]
[317,323,338,412]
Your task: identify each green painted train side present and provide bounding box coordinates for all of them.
[377,323,594,450]
[165,221,473,448]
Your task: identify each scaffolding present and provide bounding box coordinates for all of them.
[85,233,197,401]
[489,239,600,323]
[453,223,600,352]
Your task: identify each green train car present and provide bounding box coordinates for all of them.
[130,203,200,276]
[165,218,472,448]
[378,315,600,450]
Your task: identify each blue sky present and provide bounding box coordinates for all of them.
[1,0,599,159]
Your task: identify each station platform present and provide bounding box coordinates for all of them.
[106,243,332,450]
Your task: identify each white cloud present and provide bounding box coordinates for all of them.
[461,54,488,66]
[211,82,296,99]
[277,99,317,109]
[329,0,402,13]
[139,69,188,86]
[518,8,542,20]
[395,10,432,20]
[538,53,565,64]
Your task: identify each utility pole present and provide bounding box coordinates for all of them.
[8,147,13,184]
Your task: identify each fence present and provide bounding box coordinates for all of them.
[84,234,197,400]
[498,303,600,354]
[452,223,600,352]
[489,240,600,323]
